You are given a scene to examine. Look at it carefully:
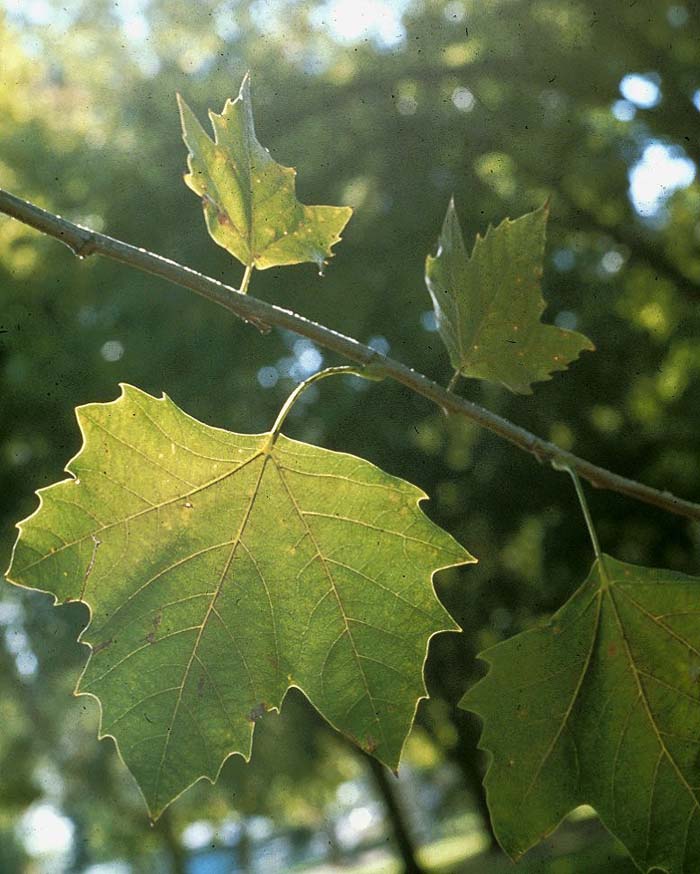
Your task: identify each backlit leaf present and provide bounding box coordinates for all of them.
[425,200,594,394]
[7,384,472,818]
[178,74,353,272]
[461,555,700,873]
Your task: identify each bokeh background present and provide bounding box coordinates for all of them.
[1,1,699,871]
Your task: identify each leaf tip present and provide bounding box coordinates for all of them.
[443,195,461,226]
[116,381,142,403]
[175,91,191,126]
[237,70,253,106]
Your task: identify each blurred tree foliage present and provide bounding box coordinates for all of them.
[1,0,699,870]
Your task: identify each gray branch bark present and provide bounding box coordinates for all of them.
[2,187,699,521]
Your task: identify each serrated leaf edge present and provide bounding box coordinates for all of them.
[6,383,474,819]
[177,73,353,272]
[461,582,600,861]
[425,199,595,395]
[461,556,700,874]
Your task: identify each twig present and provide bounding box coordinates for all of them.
[2,187,699,521]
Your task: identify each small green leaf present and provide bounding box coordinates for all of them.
[425,200,594,394]
[7,384,473,818]
[177,74,352,273]
[461,555,700,873]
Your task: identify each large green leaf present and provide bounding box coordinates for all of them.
[178,74,352,273]
[425,200,594,394]
[461,554,700,873]
[7,384,472,818]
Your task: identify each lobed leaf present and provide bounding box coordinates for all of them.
[7,385,473,818]
[178,74,353,272]
[425,200,594,394]
[462,555,700,873]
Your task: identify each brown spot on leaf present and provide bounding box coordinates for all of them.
[197,675,206,699]
[248,702,268,722]
[92,638,113,655]
[364,735,378,754]
[607,643,618,657]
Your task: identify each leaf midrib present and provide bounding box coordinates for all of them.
[606,579,700,866]
[152,451,270,810]
[515,587,602,811]
[454,227,508,375]
[149,445,398,807]
[272,456,388,753]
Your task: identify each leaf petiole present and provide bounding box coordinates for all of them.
[239,262,254,294]
[269,365,381,444]
[553,458,602,560]
[446,369,461,393]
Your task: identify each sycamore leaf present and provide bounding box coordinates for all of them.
[461,554,700,873]
[177,74,352,272]
[7,384,472,818]
[425,200,594,394]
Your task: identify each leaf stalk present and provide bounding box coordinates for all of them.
[554,459,602,560]
[239,262,254,294]
[269,366,376,443]
[446,370,461,393]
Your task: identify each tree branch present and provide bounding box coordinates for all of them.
[2,187,699,521]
